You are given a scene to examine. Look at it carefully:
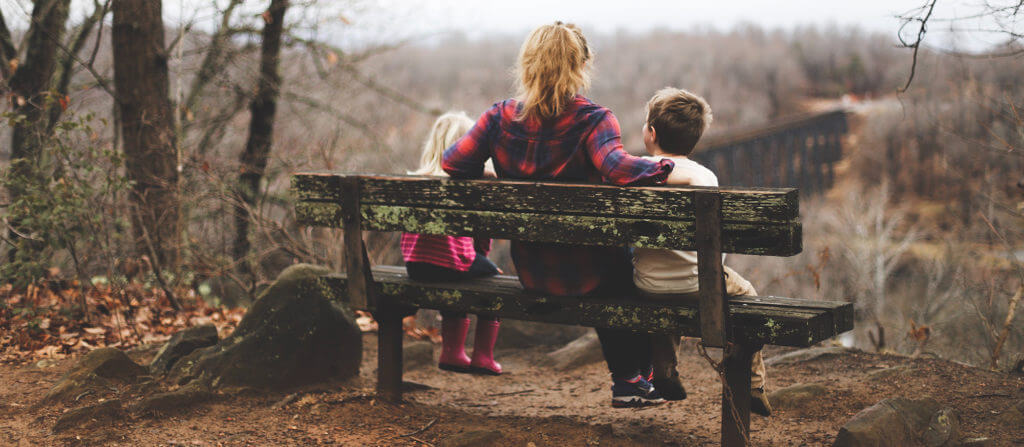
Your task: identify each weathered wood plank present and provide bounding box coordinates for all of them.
[313,268,853,347]
[722,342,754,447]
[341,177,372,309]
[294,202,802,256]
[292,173,799,224]
[696,190,728,348]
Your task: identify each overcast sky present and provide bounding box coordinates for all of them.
[368,0,1011,50]
[1,0,1013,51]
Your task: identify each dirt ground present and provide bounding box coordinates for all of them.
[1,332,1022,446]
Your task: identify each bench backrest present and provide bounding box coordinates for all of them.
[293,173,802,256]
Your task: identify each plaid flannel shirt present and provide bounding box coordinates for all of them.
[442,95,674,296]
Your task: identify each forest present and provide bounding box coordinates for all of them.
[0,1,1022,445]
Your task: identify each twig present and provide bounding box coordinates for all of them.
[397,417,437,438]
[408,437,434,447]
[487,389,534,397]
[134,207,183,311]
[967,393,1012,398]
[897,0,939,93]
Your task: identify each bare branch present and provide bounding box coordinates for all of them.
[47,0,108,132]
[898,0,939,93]
[0,5,18,80]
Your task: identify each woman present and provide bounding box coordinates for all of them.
[442,21,675,408]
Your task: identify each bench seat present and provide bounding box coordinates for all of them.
[318,265,853,348]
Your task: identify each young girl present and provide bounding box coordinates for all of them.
[442,22,676,408]
[403,111,503,375]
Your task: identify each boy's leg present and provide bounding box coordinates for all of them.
[724,265,771,416]
[650,332,687,400]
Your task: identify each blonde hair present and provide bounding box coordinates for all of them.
[515,21,592,121]
[645,87,713,156]
[410,111,475,176]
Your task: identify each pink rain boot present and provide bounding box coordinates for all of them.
[438,316,472,372]
[470,318,502,375]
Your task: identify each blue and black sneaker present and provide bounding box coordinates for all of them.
[611,376,666,408]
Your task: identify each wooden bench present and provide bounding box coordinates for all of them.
[292,172,853,447]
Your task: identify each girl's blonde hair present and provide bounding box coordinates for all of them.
[410,111,475,176]
[515,21,592,121]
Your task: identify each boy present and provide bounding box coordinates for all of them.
[633,87,772,416]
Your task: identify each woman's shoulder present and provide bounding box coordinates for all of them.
[574,95,610,114]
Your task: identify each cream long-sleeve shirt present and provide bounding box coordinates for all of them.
[632,156,723,294]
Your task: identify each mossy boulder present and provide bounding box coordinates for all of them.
[834,397,960,447]
[768,383,828,410]
[765,346,854,366]
[52,399,124,433]
[150,324,218,374]
[169,264,361,390]
[131,381,213,415]
[403,340,435,371]
[546,332,603,371]
[43,348,148,403]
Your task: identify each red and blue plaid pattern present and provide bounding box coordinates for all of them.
[442,95,674,295]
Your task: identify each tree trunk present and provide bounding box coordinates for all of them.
[0,7,20,80]
[47,1,107,133]
[6,0,71,260]
[111,0,180,268]
[234,0,288,276]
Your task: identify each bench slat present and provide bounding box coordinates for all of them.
[293,173,799,222]
[315,267,853,347]
[295,202,802,256]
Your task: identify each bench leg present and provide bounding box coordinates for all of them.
[721,342,754,447]
[377,301,404,402]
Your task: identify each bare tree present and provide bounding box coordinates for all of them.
[234,0,289,278]
[112,0,181,270]
[5,0,72,260]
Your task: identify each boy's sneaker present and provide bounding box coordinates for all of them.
[653,376,687,401]
[751,387,772,417]
[611,376,666,408]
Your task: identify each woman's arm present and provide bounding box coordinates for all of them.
[442,104,501,179]
[584,111,674,186]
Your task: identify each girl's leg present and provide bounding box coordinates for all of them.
[466,254,500,278]
[438,314,472,372]
[470,314,501,375]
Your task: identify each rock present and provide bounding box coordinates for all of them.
[767,383,828,409]
[546,332,603,371]
[866,366,914,380]
[198,275,251,308]
[404,341,435,371]
[494,320,588,350]
[131,382,213,415]
[834,397,960,447]
[169,264,362,390]
[35,358,59,369]
[439,430,503,447]
[996,400,1024,425]
[150,324,219,374]
[43,348,148,403]
[52,399,124,432]
[765,346,854,366]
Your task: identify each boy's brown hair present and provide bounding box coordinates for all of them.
[645,87,713,156]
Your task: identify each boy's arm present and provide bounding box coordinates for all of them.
[584,112,674,186]
[442,104,501,179]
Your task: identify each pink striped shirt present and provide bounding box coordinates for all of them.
[401,233,491,271]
